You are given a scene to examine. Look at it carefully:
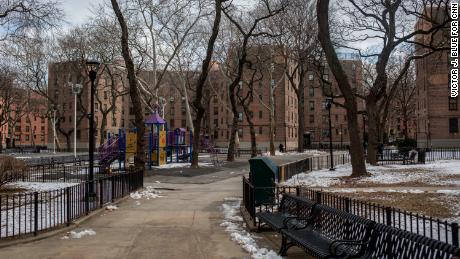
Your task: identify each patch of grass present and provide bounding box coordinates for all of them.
[330,192,458,219]
[0,186,28,194]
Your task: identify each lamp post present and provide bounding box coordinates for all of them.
[86,60,100,197]
[325,97,334,170]
[70,83,83,158]
[339,124,343,149]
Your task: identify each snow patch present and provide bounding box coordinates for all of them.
[105,205,118,211]
[130,186,162,200]
[8,181,78,192]
[221,197,281,259]
[283,160,460,187]
[62,229,96,239]
[152,162,214,169]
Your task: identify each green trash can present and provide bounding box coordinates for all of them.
[249,157,278,206]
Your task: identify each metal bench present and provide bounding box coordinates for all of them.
[279,204,375,258]
[378,150,417,164]
[364,223,460,259]
[256,193,316,233]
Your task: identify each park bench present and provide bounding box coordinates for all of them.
[364,222,460,258]
[256,193,316,232]
[378,149,417,164]
[279,204,375,258]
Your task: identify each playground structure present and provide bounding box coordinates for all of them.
[98,112,193,170]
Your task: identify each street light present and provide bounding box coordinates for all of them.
[86,59,100,197]
[325,97,334,171]
[69,83,83,158]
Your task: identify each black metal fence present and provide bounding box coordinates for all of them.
[0,169,143,239]
[242,177,460,247]
[277,153,350,182]
[424,147,460,161]
[15,162,118,183]
[18,154,90,166]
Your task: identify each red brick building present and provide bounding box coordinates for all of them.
[415,8,453,147]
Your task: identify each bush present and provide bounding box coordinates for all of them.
[0,156,27,188]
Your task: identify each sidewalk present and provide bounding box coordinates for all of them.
[0,176,249,259]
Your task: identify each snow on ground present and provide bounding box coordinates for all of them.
[130,186,163,200]
[325,188,460,195]
[263,150,327,157]
[152,162,214,169]
[221,197,281,259]
[283,160,460,187]
[8,181,79,192]
[105,205,118,211]
[61,229,96,239]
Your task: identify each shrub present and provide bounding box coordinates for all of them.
[0,156,27,188]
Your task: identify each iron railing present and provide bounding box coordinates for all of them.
[0,169,143,239]
[242,177,460,247]
[277,153,350,182]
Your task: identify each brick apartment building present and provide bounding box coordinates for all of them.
[48,46,365,151]
[0,89,49,149]
[303,58,365,147]
[415,8,453,147]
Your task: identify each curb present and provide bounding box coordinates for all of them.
[0,195,130,248]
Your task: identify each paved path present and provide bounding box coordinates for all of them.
[0,175,249,259]
[0,154,320,259]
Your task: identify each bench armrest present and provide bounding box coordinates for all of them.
[282,216,312,230]
[329,239,369,257]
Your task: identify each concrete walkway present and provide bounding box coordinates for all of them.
[0,176,249,259]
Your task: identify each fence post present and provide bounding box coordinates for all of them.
[452,222,459,247]
[85,182,90,215]
[111,176,115,202]
[34,192,38,236]
[99,179,103,208]
[345,197,351,213]
[296,186,300,197]
[316,191,322,204]
[66,187,71,226]
[63,165,66,182]
[385,206,392,226]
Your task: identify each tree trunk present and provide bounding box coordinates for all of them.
[317,0,367,177]
[180,79,194,132]
[269,82,276,156]
[243,109,257,158]
[65,134,71,152]
[100,114,108,146]
[0,131,3,153]
[190,0,223,168]
[111,0,145,171]
[297,63,305,153]
[227,115,238,161]
[366,99,378,165]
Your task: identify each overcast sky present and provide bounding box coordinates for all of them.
[61,0,104,26]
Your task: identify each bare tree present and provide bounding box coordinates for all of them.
[111,0,146,171]
[317,0,367,177]
[222,0,286,161]
[190,0,226,168]
[270,0,319,153]
[0,0,63,42]
[332,0,451,165]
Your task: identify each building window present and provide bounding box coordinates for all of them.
[181,120,186,128]
[26,126,30,132]
[238,112,243,122]
[104,91,108,100]
[449,118,458,133]
[259,127,263,135]
[309,87,314,97]
[309,115,314,123]
[309,101,315,111]
[238,128,243,137]
[308,74,314,81]
[449,97,458,111]
[259,111,263,119]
